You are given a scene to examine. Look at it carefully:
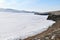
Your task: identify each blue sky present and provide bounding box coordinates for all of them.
[0,0,60,12]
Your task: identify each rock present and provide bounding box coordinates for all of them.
[47,15,60,21]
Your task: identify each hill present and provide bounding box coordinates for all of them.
[0,8,39,13]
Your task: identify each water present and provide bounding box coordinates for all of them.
[0,12,55,40]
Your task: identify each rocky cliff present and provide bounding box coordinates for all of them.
[47,15,60,21]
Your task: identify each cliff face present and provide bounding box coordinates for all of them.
[47,15,60,21]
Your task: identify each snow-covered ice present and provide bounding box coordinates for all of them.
[0,12,55,40]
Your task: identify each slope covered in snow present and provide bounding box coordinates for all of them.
[0,12,55,40]
[0,8,38,13]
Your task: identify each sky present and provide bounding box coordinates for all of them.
[0,0,60,12]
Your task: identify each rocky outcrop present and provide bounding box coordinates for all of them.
[35,10,60,21]
[47,15,60,21]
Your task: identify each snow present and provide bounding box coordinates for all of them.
[0,12,55,40]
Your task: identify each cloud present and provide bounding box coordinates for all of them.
[0,0,60,12]
[0,0,5,8]
[5,0,37,8]
[2,0,38,12]
[0,0,38,11]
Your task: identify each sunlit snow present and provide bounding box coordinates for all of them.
[0,12,55,40]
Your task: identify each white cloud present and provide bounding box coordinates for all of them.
[0,0,5,8]
[0,0,60,12]
[0,0,39,12]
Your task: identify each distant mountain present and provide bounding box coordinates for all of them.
[0,8,39,13]
[35,10,60,15]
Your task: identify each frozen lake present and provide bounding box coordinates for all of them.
[0,12,55,40]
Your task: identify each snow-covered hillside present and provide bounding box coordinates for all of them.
[0,12,55,40]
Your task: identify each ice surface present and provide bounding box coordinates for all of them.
[0,12,55,40]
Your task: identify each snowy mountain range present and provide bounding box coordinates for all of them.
[0,8,39,13]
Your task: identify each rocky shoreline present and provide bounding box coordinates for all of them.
[24,11,60,40]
